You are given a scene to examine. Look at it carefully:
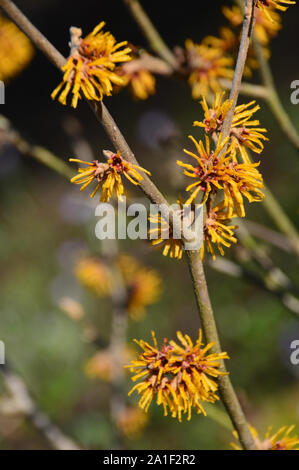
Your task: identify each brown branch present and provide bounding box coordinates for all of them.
[0,115,75,179]
[185,251,256,449]
[0,363,81,450]
[221,0,256,139]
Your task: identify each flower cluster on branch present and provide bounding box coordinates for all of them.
[126,330,229,421]
[70,150,150,202]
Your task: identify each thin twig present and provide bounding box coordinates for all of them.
[235,0,299,152]
[123,0,177,69]
[210,256,299,317]
[255,37,299,151]
[183,0,257,449]
[0,115,75,179]
[244,220,293,254]
[219,79,269,100]
[246,145,299,259]
[0,363,81,450]
[221,0,256,139]
[185,251,256,449]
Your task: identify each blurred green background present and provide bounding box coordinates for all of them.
[0,0,299,450]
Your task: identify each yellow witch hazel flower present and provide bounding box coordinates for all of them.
[0,14,34,82]
[118,51,156,100]
[222,5,282,45]
[116,407,149,439]
[232,424,299,450]
[202,27,238,54]
[184,40,234,99]
[202,203,238,261]
[194,92,269,164]
[148,213,184,260]
[75,254,162,321]
[124,68,156,100]
[70,150,150,202]
[51,22,131,108]
[75,257,112,297]
[177,133,264,217]
[256,0,296,22]
[85,347,133,382]
[177,134,232,206]
[126,330,229,421]
[117,255,162,321]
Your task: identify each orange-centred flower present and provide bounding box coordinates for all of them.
[177,134,231,206]
[184,39,233,99]
[148,213,183,259]
[202,203,238,261]
[0,14,33,82]
[51,22,131,108]
[194,92,268,164]
[126,330,229,421]
[177,133,264,217]
[70,150,150,202]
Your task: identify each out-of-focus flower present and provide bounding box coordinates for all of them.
[0,14,33,82]
[148,213,183,259]
[75,254,162,320]
[126,68,156,100]
[256,1,296,22]
[230,101,269,163]
[118,255,162,321]
[118,53,156,100]
[222,5,244,27]
[126,330,229,421]
[255,8,282,44]
[58,296,85,320]
[177,133,264,217]
[70,151,150,202]
[202,27,238,53]
[86,347,133,382]
[202,203,238,261]
[116,407,148,439]
[223,5,282,45]
[184,40,234,99]
[75,257,112,297]
[232,424,299,450]
[51,22,131,108]
[194,93,268,163]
